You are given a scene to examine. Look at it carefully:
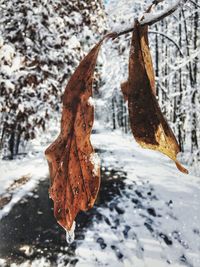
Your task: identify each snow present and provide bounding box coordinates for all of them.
[0,43,24,76]
[19,245,34,257]
[87,96,95,106]
[140,0,182,25]
[1,127,200,266]
[0,150,48,219]
[10,258,50,267]
[71,11,83,25]
[90,152,101,176]
[0,0,106,161]
[75,129,200,267]
[0,44,15,62]
[0,258,6,267]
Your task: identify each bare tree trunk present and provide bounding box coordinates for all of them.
[182,10,194,86]
[112,97,116,130]
[182,9,198,152]
[177,11,184,151]
[9,129,15,159]
[155,24,159,96]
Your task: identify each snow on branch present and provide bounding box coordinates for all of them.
[140,0,188,26]
[111,0,188,38]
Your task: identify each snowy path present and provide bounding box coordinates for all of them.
[76,131,200,267]
[0,130,200,267]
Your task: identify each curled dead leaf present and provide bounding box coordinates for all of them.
[45,35,111,231]
[121,21,188,174]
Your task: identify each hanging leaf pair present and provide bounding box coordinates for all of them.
[45,24,188,231]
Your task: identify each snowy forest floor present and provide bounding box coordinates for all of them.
[0,128,200,267]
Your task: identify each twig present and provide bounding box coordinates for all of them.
[140,0,188,26]
[189,0,200,8]
[110,0,188,39]
[149,30,184,57]
[141,0,165,19]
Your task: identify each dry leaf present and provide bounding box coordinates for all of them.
[45,35,112,231]
[121,21,188,174]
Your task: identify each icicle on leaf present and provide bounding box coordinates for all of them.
[45,35,112,231]
[66,221,76,244]
[121,21,188,174]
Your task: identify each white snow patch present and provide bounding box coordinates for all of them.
[67,35,80,49]
[10,257,51,267]
[19,245,34,257]
[90,152,100,176]
[87,96,95,106]
[0,258,6,267]
[0,151,48,219]
[0,36,4,48]
[71,11,83,25]
[0,44,15,63]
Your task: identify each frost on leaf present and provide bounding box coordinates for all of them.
[45,35,111,231]
[66,221,76,244]
[121,22,188,174]
[90,152,101,176]
[88,96,95,106]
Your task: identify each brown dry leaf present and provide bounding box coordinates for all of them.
[45,35,112,231]
[121,21,188,174]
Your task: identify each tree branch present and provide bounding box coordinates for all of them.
[148,30,184,57]
[189,0,200,8]
[110,0,188,39]
[143,0,165,14]
[140,0,188,26]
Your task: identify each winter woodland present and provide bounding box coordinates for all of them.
[0,0,199,172]
[0,0,200,266]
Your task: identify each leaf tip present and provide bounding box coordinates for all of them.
[175,161,189,174]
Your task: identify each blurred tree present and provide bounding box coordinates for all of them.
[0,0,106,158]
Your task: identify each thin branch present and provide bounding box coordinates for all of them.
[148,30,184,57]
[143,0,165,14]
[140,0,188,26]
[189,0,200,8]
[110,0,188,39]
[111,26,136,39]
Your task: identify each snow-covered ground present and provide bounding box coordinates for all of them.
[0,148,48,220]
[76,130,200,267]
[0,127,200,267]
